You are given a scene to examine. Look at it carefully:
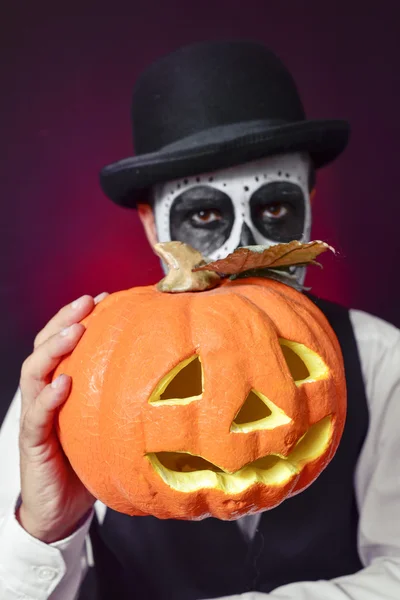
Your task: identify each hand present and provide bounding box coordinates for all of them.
[17,292,108,543]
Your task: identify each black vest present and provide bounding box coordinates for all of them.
[79,296,369,600]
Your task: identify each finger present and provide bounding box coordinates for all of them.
[94,292,109,305]
[20,323,85,404]
[33,295,93,349]
[34,292,108,349]
[20,374,71,449]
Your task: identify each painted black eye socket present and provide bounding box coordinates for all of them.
[177,187,228,229]
[170,185,234,256]
[171,186,231,216]
[250,182,306,243]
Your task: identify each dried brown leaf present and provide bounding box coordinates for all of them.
[194,241,335,276]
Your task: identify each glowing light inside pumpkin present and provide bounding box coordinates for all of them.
[146,337,333,493]
[147,416,332,493]
[231,340,329,432]
[230,391,292,433]
[279,339,329,385]
[149,355,203,406]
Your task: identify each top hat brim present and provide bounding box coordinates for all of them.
[99,118,350,208]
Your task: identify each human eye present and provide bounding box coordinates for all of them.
[189,208,222,226]
[259,203,290,221]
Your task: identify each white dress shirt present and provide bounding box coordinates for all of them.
[0,309,399,600]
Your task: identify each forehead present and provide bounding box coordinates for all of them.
[153,153,311,200]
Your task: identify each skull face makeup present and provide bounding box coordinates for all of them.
[152,153,313,284]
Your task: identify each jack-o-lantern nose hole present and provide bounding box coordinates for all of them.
[231,391,292,433]
[280,344,310,380]
[234,391,272,424]
[149,356,203,405]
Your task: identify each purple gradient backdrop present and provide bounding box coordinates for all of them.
[1,1,400,421]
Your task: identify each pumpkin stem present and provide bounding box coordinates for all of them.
[154,242,221,293]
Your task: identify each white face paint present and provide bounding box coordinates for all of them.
[152,153,312,284]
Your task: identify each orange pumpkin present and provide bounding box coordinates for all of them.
[55,242,346,520]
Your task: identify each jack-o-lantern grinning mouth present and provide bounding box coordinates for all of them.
[147,416,333,494]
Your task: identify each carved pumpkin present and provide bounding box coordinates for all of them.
[55,241,346,520]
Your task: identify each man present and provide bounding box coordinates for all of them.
[1,40,400,600]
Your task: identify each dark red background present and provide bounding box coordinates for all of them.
[1,1,400,423]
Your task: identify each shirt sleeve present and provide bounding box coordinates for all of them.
[0,390,94,600]
[208,309,400,600]
[0,503,94,600]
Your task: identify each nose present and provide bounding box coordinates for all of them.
[239,223,256,247]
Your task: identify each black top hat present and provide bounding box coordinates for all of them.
[100,40,350,207]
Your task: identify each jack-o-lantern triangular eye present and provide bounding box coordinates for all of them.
[280,344,310,380]
[279,339,329,384]
[149,356,203,406]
